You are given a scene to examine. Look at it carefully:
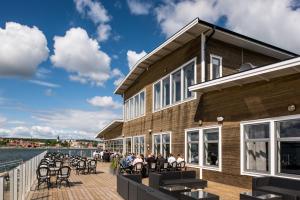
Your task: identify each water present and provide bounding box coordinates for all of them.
[0,148,97,172]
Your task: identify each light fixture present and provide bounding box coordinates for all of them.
[198,120,203,126]
[148,129,152,134]
[288,104,296,112]
[217,116,224,122]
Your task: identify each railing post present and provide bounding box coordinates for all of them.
[0,176,3,200]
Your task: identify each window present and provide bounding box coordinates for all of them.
[186,131,199,164]
[162,77,170,107]
[153,58,196,111]
[106,139,124,153]
[153,133,171,158]
[125,138,132,154]
[184,62,195,99]
[124,90,145,121]
[244,123,270,173]
[185,126,221,171]
[154,82,161,110]
[133,136,145,155]
[172,70,181,103]
[203,128,220,167]
[241,115,300,178]
[276,119,300,176]
[210,55,222,80]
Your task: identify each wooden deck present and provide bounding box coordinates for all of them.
[27,162,250,200]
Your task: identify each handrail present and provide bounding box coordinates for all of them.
[0,151,47,200]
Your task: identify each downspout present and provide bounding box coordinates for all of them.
[202,26,215,82]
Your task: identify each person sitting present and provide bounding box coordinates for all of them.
[126,153,134,166]
[146,153,156,170]
[177,154,184,163]
[167,153,176,164]
[132,155,143,166]
[156,154,166,171]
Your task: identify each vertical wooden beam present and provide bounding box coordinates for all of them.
[0,176,3,200]
[201,33,206,83]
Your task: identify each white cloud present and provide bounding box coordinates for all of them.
[74,0,110,24]
[154,0,300,53]
[50,27,111,86]
[0,22,49,77]
[87,96,122,109]
[127,0,153,15]
[29,80,60,88]
[127,50,147,70]
[96,24,111,42]
[111,68,124,86]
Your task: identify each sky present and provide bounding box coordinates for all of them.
[0,0,300,140]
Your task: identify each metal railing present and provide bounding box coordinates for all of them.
[0,151,47,200]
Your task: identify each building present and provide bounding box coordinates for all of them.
[96,18,300,189]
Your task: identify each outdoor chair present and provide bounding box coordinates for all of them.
[55,160,62,168]
[76,160,86,175]
[149,162,157,172]
[88,159,97,174]
[36,166,51,190]
[132,162,143,174]
[177,161,187,171]
[170,161,178,171]
[160,162,169,172]
[56,166,71,188]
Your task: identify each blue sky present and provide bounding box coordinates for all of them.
[0,0,299,139]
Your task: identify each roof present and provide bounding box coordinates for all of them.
[95,120,123,139]
[115,18,298,95]
[189,57,300,93]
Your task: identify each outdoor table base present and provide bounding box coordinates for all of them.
[240,191,282,200]
[159,185,191,198]
[180,190,219,200]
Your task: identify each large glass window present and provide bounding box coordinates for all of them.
[203,128,219,167]
[276,119,300,176]
[133,136,145,155]
[210,55,222,80]
[154,82,161,110]
[172,70,181,103]
[162,77,170,107]
[153,133,171,158]
[187,131,199,164]
[244,123,270,173]
[184,62,195,99]
[153,59,196,111]
[124,91,145,121]
[125,138,132,154]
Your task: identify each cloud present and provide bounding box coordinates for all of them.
[127,50,147,70]
[96,24,111,42]
[74,0,112,42]
[127,0,153,15]
[50,27,111,86]
[45,89,55,96]
[29,80,60,88]
[154,0,300,53]
[87,96,122,109]
[111,68,125,86]
[0,22,49,77]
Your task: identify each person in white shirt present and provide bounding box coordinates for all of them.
[167,153,176,164]
[132,155,143,166]
[177,154,184,163]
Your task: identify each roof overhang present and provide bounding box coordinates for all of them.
[114,18,297,95]
[95,120,123,139]
[189,57,300,93]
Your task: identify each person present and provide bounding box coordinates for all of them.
[156,154,166,170]
[132,155,143,166]
[99,150,104,161]
[126,153,134,166]
[177,154,184,163]
[146,154,156,170]
[167,153,176,164]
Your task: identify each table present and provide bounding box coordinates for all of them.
[240,191,282,200]
[159,185,191,198]
[180,190,219,200]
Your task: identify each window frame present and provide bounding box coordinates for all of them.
[152,57,197,113]
[124,89,146,122]
[152,132,172,158]
[184,125,222,172]
[124,137,133,154]
[240,114,300,180]
[209,54,223,80]
[132,135,145,155]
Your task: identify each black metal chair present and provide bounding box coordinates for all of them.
[149,162,156,172]
[160,162,169,172]
[170,161,178,171]
[132,162,143,174]
[36,166,51,189]
[76,160,86,175]
[55,160,62,168]
[56,166,71,188]
[177,161,187,171]
[88,159,97,174]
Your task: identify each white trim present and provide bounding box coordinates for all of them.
[184,125,222,172]
[152,132,172,157]
[209,54,223,80]
[152,57,197,113]
[124,136,133,154]
[201,33,206,83]
[240,114,300,180]
[124,89,146,122]
[132,135,146,155]
[189,57,300,92]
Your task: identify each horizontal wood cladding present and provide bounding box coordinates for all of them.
[102,123,123,140]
